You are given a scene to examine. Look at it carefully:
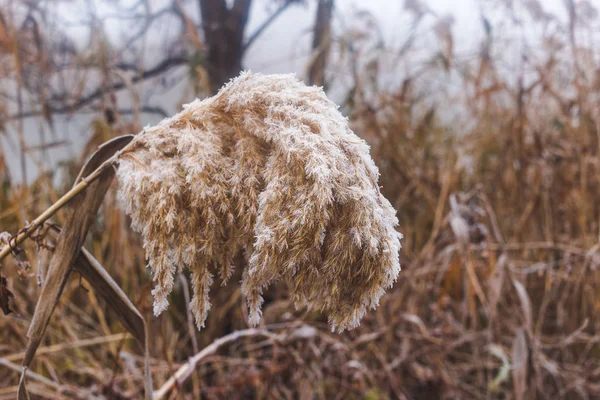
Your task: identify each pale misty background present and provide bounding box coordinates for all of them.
[0,0,575,183]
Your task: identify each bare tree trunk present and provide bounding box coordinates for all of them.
[308,0,334,88]
[200,0,252,94]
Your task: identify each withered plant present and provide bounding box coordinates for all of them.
[3,1,600,398]
[0,72,401,399]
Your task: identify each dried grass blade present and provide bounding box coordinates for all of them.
[511,328,529,400]
[153,328,280,399]
[74,135,134,185]
[488,344,510,392]
[18,135,133,400]
[512,279,533,332]
[75,247,153,399]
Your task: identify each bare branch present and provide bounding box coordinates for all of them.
[243,0,296,52]
[9,56,188,120]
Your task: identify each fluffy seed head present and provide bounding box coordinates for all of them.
[116,72,402,332]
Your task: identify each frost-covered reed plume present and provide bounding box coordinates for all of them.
[117,72,402,332]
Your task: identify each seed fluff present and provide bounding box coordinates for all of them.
[116,72,402,332]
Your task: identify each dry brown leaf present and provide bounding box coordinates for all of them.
[75,246,152,398]
[18,135,134,400]
[511,328,529,400]
[488,344,510,392]
[512,279,532,331]
[0,274,14,315]
[488,253,507,320]
[74,135,135,185]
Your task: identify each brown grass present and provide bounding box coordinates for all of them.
[1,1,600,399]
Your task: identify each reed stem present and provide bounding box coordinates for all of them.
[0,155,119,263]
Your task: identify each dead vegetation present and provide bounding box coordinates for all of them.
[1,0,600,399]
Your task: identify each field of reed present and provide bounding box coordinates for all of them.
[1,0,600,398]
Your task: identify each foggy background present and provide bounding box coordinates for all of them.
[1,0,577,183]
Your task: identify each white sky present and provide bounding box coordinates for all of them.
[245,0,569,71]
[1,0,581,182]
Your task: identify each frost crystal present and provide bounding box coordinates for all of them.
[117,72,402,332]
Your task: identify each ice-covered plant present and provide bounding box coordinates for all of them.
[1,72,401,334]
[116,72,401,332]
[0,71,401,398]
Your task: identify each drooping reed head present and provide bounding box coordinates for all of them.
[116,72,401,332]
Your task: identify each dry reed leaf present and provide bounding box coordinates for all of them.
[0,274,14,315]
[488,253,507,320]
[512,279,533,331]
[74,135,135,185]
[18,135,134,400]
[36,225,153,398]
[75,246,152,399]
[511,328,529,400]
[488,344,510,392]
[117,72,402,332]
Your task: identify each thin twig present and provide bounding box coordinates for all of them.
[0,358,58,389]
[153,328,280,399]
[243,0,296,51]
[179,274,199,355]
[3,333,130,362]
[9,56,188,120]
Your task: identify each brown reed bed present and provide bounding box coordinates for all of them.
[1,1,600,398]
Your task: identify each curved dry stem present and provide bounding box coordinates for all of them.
[153,328,280,399]
[0,138,137,264]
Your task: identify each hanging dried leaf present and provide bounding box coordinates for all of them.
[75,246,152,399]
[512,279,532,331]
[511,328,529,400]
[488,344,510,392]
[32,217,154,398]
[18,135,134,400]
[0,274,15,315]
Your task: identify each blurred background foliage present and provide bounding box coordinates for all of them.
[1,0,600,398]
